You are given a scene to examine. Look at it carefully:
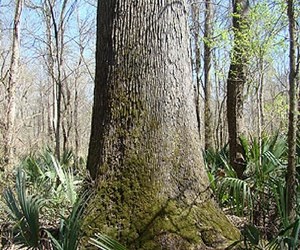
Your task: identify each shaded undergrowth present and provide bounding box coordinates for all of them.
[0,133,299,250]
[205,133,300,249]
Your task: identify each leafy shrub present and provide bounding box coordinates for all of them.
[205,133,300,247]
[3,168,44,248]
[2,149,86,249]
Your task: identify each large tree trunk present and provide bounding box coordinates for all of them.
[84,1,239,249]
[226,0,249,179]
[286,0,298,222]
[3,0,23,169]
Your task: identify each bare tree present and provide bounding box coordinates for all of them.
[27,0,78,159]
[47,0,68,159]
[3,0,23,169]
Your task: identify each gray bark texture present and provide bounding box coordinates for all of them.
[84,1,239,249]
[204,0,214,151]
[3,0,23,169]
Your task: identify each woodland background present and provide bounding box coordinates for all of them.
[0,0,294,163]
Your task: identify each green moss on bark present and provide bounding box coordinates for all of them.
[83,117,240,249]
[83,178,240,249]
[83,62,239,249]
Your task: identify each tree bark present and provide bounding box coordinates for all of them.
[257,55,265,167]
[84,1,239,249]
[42,0,56,143]
[204,0,214,151]
[3,0,23,169]
[48,0,64,160]
[286,0,298,222]
[190,2,202,139]
[226,0,249,179]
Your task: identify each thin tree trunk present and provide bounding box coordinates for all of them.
[49,0,62,159]
[204,0,213,150]
[226,0,249,178]
[190,2,202,138]
[214,50,226,150]
[62,80,72,153]
[73,13,85,161]
[286,0,298,222]
[257,55,264,167]
[43,0,56,144]
[84,1,239,249]
[47,0,70,160]
[3,0,23,169]
[74,80,79,159]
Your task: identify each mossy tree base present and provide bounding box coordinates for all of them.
[83,189,240,249]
